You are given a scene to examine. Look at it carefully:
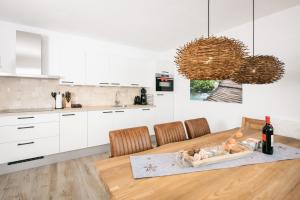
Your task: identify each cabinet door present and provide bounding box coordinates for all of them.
[138,108,156,135]
[87,110,113,147]
[112,109,140,130]
[60,112,87,152]
[58,39,86,85]
[86,48,110,86]
[155,93,174,124]
[123,57,153,88]
[108,54,131,86]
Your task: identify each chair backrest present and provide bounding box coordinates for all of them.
[184,118,211,139]
[242,117,265,131]
[154,121,186,146]
[109,126,152,157]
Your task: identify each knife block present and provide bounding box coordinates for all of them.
[63,99,72,108]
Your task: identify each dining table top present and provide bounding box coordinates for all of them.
[96,128,300,200]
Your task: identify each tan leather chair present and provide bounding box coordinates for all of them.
[184,118,211,139]
[154,121,187,146]
[242,117,265,131]
[109,126,153,157]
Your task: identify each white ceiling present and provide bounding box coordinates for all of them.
[0,0,299,51]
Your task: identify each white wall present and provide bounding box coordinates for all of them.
[163,5,300,138]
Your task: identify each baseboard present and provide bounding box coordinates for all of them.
[0,144,110,175]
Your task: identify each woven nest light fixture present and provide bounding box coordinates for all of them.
[231,56,285,84]
[231,0,285,84]
[175,36,248,80]
[175,0,248,80]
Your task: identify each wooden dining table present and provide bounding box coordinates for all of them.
[96,128,300,200]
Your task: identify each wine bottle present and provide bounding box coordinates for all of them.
[262,116,274,155]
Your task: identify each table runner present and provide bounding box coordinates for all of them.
[130,143,300,179]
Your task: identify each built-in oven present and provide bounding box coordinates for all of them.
[156,73,174,91]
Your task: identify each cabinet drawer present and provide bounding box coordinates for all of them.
[0,136,59,164]
[0,113,59,127]
[0,122,59,144]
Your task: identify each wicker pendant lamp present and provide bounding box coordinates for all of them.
[175,0,248,80]
[231,0,285,84]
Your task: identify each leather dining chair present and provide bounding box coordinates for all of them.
[109,126,153,157]
[184,118,211,139]
[154,121,187,146]
[242,117,265,131]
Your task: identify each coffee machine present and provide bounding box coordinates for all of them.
[140,88,147,105]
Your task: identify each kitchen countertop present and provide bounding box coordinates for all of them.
[0,105,155,117]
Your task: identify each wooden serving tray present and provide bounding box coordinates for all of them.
[191,150,253,167]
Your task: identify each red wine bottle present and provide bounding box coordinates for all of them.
[262,116,274,155]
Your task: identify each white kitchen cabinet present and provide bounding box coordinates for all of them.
[0,122,59,144]
[60,112,87,152]
[87,110,114,147]
[127,57,150,87]
[0,113,59,127]
[0,113,60,164]
[0,21,15,73]
[86,48,110,86]
[108,54,129,86]
[155,92,174,124]
[58,38,86,85]
[113,109,138,130]
[0,136,59,164]
[136,108,156,134]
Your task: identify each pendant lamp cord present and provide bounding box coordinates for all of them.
[252,0,255,56]
[208,0,210,37]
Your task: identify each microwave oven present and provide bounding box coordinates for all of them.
[155,73,174,91]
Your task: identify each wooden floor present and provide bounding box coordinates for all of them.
[0,153,110,200]
[207,80,242,103]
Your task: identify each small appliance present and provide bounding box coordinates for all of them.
[156,73,174,91]
[141,88,147,105]
[51,92,63,109]
[134,96,141,105]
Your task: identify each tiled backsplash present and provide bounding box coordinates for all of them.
[0,77,141,110]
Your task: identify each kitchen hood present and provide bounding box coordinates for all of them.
[0,30,59,79]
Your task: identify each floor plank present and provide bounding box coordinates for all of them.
[0,153,110,200]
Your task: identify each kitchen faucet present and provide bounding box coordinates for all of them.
[115,90,121,106]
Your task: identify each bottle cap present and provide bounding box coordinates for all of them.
[265,116,271,124]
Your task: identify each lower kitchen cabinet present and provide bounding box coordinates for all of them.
[136,108,156,135]
[87,107,156,146]
[0,107,156,163]
[113,109,140,130]
[155,92,174,124]
[0,136,59,164]
[60,112,88,152]
[88,110,114,147]
[0,113,60,164]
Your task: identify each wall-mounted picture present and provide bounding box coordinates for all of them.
[190,80,242,104]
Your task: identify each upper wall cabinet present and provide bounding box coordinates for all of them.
[109,55,153,87]
[58,38,86,85]
[46,34,155,87]
[0,22,16,73]
[86,47,110,86]
[39,35,86,84]
[109,54,131,86]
